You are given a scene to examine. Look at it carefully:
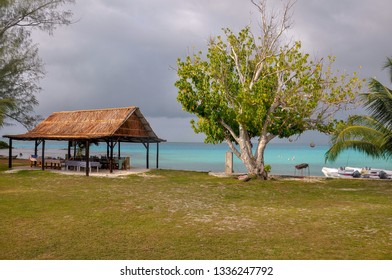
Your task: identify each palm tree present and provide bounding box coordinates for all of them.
[325,57,392,162]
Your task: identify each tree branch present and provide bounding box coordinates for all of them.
[230,46,246,85]
[220,119,240,144]
[0,0,74,36]
[249,0,296,90]
[225,136,242,159]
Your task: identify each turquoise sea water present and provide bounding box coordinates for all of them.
[7,141,392,176]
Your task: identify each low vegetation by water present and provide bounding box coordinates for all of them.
[0,161,391,259]
[0,141,9,149]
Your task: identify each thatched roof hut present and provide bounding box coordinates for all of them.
[5,106,164,142]
[4,106,165,175]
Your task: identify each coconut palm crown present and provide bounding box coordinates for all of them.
[325,57,392,162]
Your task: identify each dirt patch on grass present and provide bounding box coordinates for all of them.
[338,188,366,191]
[187,212,257,231]
[273,176,327,183]
[136,173,163,179]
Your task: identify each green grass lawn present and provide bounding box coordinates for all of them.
[0,165,391,260]
[0,158,29,172]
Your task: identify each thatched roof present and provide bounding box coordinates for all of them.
[4,106,165,143]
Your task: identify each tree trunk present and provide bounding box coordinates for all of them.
[255,135,269,179]
[241,156,268,180]
[236,134,269,180]
[225,126,272,180]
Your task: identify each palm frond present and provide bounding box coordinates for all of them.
[326,57,392,163]
[381,133,392,159]
[330,115,381,141]
[347,115,381,128]
[364,79,392,130]
[383,57,392,83]
[325,121,385,162]
[325,139,384,162]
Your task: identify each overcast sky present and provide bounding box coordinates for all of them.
[2,0,392,143]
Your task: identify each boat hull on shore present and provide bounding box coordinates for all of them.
[322,167,392,179]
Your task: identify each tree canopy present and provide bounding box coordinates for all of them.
[175,0,363,179]
[0,0,74,129]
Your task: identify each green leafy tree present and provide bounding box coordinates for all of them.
[0,97,14,127]
[175,0,363,179]
[326,57,392,162]
[0,0,74,129]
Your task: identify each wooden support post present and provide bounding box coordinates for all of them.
[109,139,114,173]
[34,140,38,156]
[34,140,41,166]
[146,142,150,169]
[156,143,159,169]
[73,141,76,159]
[67,141,72,159]
[8,138,12,169]
[86,140,90,176]
[41,140,45,170]
[118,141,121,158]
[225,152,233,175]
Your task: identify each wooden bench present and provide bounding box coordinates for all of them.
[37,158,62,169]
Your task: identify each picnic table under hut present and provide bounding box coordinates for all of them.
[4,106,166,176]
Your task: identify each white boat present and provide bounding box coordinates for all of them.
[321,167,360,178]
[321,167,392,179]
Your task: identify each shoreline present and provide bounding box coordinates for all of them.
[1,160,389,181]
[2,145,392,178]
